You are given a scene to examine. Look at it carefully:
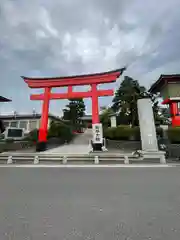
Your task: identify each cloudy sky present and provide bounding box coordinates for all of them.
[0,0,180,116]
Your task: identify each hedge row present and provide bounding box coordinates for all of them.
[167,127,180,143]
[103,125,163,141]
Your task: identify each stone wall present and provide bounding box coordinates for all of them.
[106,139,180,158]
[166,144,180,158]
[0,138,65,153]
[0,141,33,152]
[106,139,141,151]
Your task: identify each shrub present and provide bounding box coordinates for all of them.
[24,129,39,143]
[23,121,74,144]
[103,127,117,140]
[5,138,14,143]
[104,125,162,141]
[167,127,180,143]
[156,126,163,138]
[48,121,74,143]
[104,125,140,141]
[114,125,132,140]
[130,126,141,141]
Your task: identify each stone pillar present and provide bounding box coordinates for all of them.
[137,98,166,163]
[110,115,117,127]
[137,98,158,151]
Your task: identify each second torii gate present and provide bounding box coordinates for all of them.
[22,68,125,151]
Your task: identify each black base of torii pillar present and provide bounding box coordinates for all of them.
[36,141,47,152]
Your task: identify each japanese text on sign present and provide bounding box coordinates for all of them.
[92,123,103,143]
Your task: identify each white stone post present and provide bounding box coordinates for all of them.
[137,98,158,151]
[110,115,117,127]
[137,98,166,163]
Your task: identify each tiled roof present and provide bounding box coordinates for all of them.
[149,74,180,93]
[0,113,61,121]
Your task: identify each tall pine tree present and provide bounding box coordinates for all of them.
[62,98,85,129]
[112,76,159,126]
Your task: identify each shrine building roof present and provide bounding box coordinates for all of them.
[149,74,180,93]
[0,96,11,102]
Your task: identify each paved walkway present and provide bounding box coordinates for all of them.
[43,129,92,154]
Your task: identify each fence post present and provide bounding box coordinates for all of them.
[62,156,67,164]
[124,155,129,164]
[160,154,166,164]
[94,156,99,164]
[34,156,39,164]
[7,156,13,164]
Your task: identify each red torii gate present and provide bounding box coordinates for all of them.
[22,68,125,151]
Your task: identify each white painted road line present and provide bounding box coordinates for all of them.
[0,164,178,168]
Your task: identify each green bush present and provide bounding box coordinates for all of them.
[156,127,163,138]
[5,138,14,143]
[103,127,117,140]
[24,129,39,143]
[130,126,141,141]
[23,121,74,144]
[48,121,74,143]
[104,125,140,141]
[167,127,180,143]
[114,125,132,140]
[104,125,163,141]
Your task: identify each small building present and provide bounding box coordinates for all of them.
[80,114,105,128]
[80,115,93,128]
[0,113,62,135]
[149,74,180,126]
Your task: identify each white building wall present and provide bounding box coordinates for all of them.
[3,117,53,134]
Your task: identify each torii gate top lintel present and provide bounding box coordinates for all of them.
[22,68,126,88]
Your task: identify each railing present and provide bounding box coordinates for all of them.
[0,151,166,165]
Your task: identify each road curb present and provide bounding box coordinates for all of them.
[0,164,179,168]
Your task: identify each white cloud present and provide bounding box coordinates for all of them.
[38,7,59,38]
[0,0,180,115]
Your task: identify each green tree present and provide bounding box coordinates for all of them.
[0,119,5,133]
[62,98,85,129]
[155,106,170,125]
[48,120,73,143]
[100,106,113,127]
[112,76,159,127]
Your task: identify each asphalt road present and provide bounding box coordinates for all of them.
[0,167,180,239]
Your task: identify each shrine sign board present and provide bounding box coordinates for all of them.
[92,123,103,144]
